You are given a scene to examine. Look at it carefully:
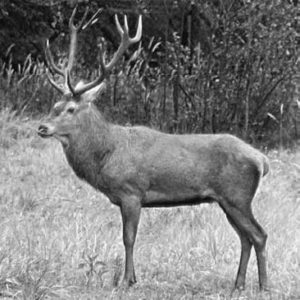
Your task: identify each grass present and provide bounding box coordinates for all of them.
[0,111,299,299]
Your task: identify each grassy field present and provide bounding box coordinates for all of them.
[0,113,299,299]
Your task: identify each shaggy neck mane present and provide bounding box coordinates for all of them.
[64,104,114,185]
[75,103,111,144]
[80,104,110,144]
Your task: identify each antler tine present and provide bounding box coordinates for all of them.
[45,6,105,97]
[45,40,64,76]
[98,41,107,76]
[83,8,103,30]
[115,15,142,43]
[105,15,142,72]
[115,14,124,36]
[123,15,129,36]
[46,69,65,94]
[66,69,76,96]
[73,14,142,97]
[45,40,67,94]
[67,41,106,96]
[69,5,89,31]
[131,15,142,43]
[69,5,78,29]
[67,6,89,73]
[67,6,103,94]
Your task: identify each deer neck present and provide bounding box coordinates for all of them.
[63,106,115,185]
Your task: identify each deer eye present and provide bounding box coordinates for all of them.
[67,107,75,114]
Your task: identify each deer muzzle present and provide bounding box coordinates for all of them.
[37,123,55,138]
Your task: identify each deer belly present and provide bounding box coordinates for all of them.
[143,190,214,207]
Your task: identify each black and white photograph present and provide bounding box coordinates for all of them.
[0,0,299,299]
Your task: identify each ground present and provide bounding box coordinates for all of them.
[0,117,299,299]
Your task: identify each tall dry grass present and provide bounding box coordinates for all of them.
[0,110,299,299]
[0,55,57,116]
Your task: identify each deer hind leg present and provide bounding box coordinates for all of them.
[249,212,268,291]
[220,201,268,291]
[225,214,252,291]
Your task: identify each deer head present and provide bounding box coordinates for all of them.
[38,6,142,146]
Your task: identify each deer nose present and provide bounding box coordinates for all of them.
[38,124,52,138]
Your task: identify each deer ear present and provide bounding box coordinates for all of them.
[79,82,107,102]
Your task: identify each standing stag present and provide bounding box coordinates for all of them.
[38,6,269,291]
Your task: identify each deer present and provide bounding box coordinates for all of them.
[38,6,270,292]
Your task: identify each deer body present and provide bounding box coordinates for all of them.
[64,104,267,209]
[38,7,269,292]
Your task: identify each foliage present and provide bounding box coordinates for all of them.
[106,0,299,146]
[0,0,299,147]
[162,0,299,143]
[0,56,57,114]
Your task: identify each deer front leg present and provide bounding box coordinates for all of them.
[120,196,141,287]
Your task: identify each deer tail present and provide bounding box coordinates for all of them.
[262,155,270,177]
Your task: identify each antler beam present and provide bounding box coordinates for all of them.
[68,14,142,96]
[45,6,103,95]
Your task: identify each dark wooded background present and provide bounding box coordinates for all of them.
[0,0,299,147]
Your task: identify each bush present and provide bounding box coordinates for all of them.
[0,0,299,148]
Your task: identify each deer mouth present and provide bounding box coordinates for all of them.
[38,124,70,147]
[37,124,54,138]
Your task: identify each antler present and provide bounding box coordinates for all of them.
[45,7,142,97]
[72,15,142,96]
[45,6,103,95]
